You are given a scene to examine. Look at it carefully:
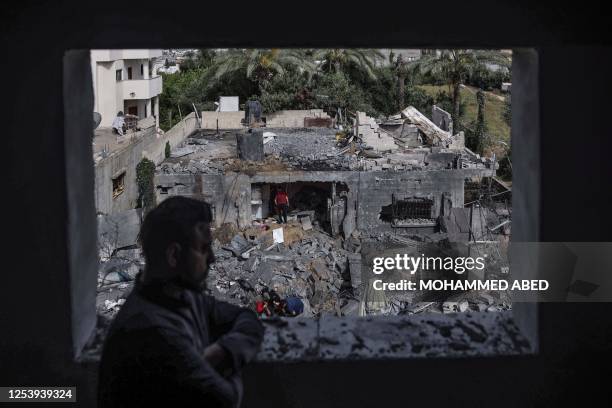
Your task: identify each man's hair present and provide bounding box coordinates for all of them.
[139,196,213,267]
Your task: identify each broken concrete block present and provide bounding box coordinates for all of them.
[300,216,313,231]
[341,299,360,316]
[442,301,459,313]
[311,259,332,281]
[223,234,251,257]
[244,256,260,273]
[478,293,495,305]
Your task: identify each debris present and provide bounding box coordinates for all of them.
[104,298,125,311]
[458,300,470,313]
[272,228,284,244]
[170,146,197,157]
[442,302,459,313]
[300,216,312,231]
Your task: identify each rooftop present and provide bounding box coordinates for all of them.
[157,126,495,176]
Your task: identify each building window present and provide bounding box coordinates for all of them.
[141,64,144,76]
[112,172,126,199]
[127,67,132,80]
[393,197,433,220]
[115,69,122,81]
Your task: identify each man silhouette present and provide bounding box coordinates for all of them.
[98,197,264,407]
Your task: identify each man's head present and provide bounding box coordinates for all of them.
[139,196,215,289]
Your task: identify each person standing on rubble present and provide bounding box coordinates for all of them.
[98,197,264,408]
[274,189,289,224]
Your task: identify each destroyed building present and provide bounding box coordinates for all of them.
[103,104,512,319]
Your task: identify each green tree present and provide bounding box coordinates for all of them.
[180,49,217,72]
[259,67,315,113]
[409,50,510,123]
[364,64,433,117]
[314,71,375,117]
[503,96,511,126]
[210,49,314,91]
[466,89,487,154]
[312,49,383,80]
[393,54,410,110]
[158,68,206,130]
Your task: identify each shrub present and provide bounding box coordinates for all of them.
[136,158,156,214]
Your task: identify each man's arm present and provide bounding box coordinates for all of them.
[148,328,241,407]
[204,296,265,374]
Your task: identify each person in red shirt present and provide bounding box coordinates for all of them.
[274,189,289,224]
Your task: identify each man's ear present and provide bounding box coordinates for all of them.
[166,243,182,268]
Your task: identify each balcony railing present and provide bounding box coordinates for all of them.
[118,76,162,100]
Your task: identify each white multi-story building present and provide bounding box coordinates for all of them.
[90,49,163,128]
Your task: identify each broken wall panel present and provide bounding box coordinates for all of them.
[236,130,264,161]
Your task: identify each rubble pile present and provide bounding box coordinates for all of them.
[95,208,511,320]
[158,159,226,175]
[207,217,359,317]
[264,128,360,171]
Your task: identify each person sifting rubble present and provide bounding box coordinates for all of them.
[274,189,289,224]
[111,111,126,140]
[281,296,304,317]
[98,196,264,408]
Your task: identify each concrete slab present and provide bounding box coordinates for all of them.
[256,317,319,362]
[318,312,530,360]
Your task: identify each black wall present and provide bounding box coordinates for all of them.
[2,1,611,406]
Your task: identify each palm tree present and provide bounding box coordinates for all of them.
[211,49,315,89]
[313,49,384,80]
[393,53,410,110]
[410,49,510,122]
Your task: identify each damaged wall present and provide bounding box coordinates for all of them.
[200,109,333,130]
[266,109,331,128]
[94,113,198,215]
[201,111,245,129]
[432,105,453,134]
[153,169,487,234]
[356,111,398,152]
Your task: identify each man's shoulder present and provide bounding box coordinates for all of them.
[108,290,191,336]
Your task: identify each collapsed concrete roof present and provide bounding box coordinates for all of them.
[400,106,453,146]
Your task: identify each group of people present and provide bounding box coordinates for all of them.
[255,287,304,317]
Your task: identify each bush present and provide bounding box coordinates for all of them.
[136,158,156,214]
[503,96,511,126]
[313,71,377,117]
[467,64,510,91]
[259,69,315,113]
